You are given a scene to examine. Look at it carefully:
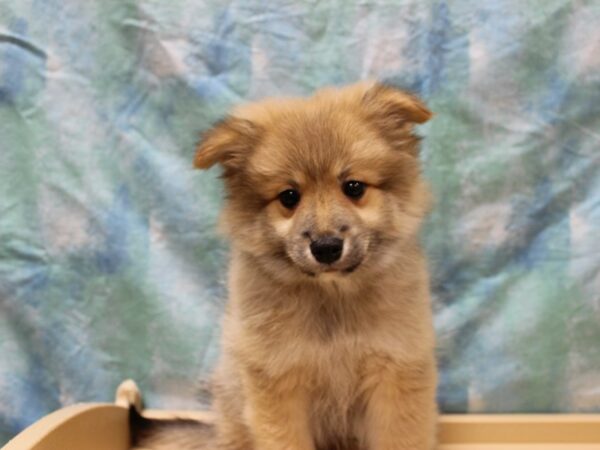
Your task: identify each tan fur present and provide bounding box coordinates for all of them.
[136,82,437,450]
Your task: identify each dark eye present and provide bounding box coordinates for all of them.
[279,189,301,209]
[343,180,366,199]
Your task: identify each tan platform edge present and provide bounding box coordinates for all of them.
[3,380,600,449]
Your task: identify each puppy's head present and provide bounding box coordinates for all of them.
[195,82,432,284]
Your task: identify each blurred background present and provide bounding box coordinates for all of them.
[1,0,599,443]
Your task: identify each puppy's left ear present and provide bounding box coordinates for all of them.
[361,84,432,155]
[362,83,432,125]
[194,116,261,172]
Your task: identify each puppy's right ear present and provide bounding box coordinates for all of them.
[194,117,261,171]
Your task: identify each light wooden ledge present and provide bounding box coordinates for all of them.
[2,403,130,450]
[438,414,600,449]
[3,380,600,449]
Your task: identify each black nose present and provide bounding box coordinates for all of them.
[310,237,344,264]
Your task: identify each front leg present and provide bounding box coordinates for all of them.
[361,358,438,450]
[243,367,315,450]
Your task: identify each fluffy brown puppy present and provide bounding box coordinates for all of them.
[134,81,437,450]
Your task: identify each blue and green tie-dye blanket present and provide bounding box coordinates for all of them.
[1,0,599,443]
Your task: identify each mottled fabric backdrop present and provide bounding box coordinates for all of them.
[1,0,600,443]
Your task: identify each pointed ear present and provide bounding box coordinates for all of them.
[362,83,432,126]
[194,117,262,171]
[360,83,432,155]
